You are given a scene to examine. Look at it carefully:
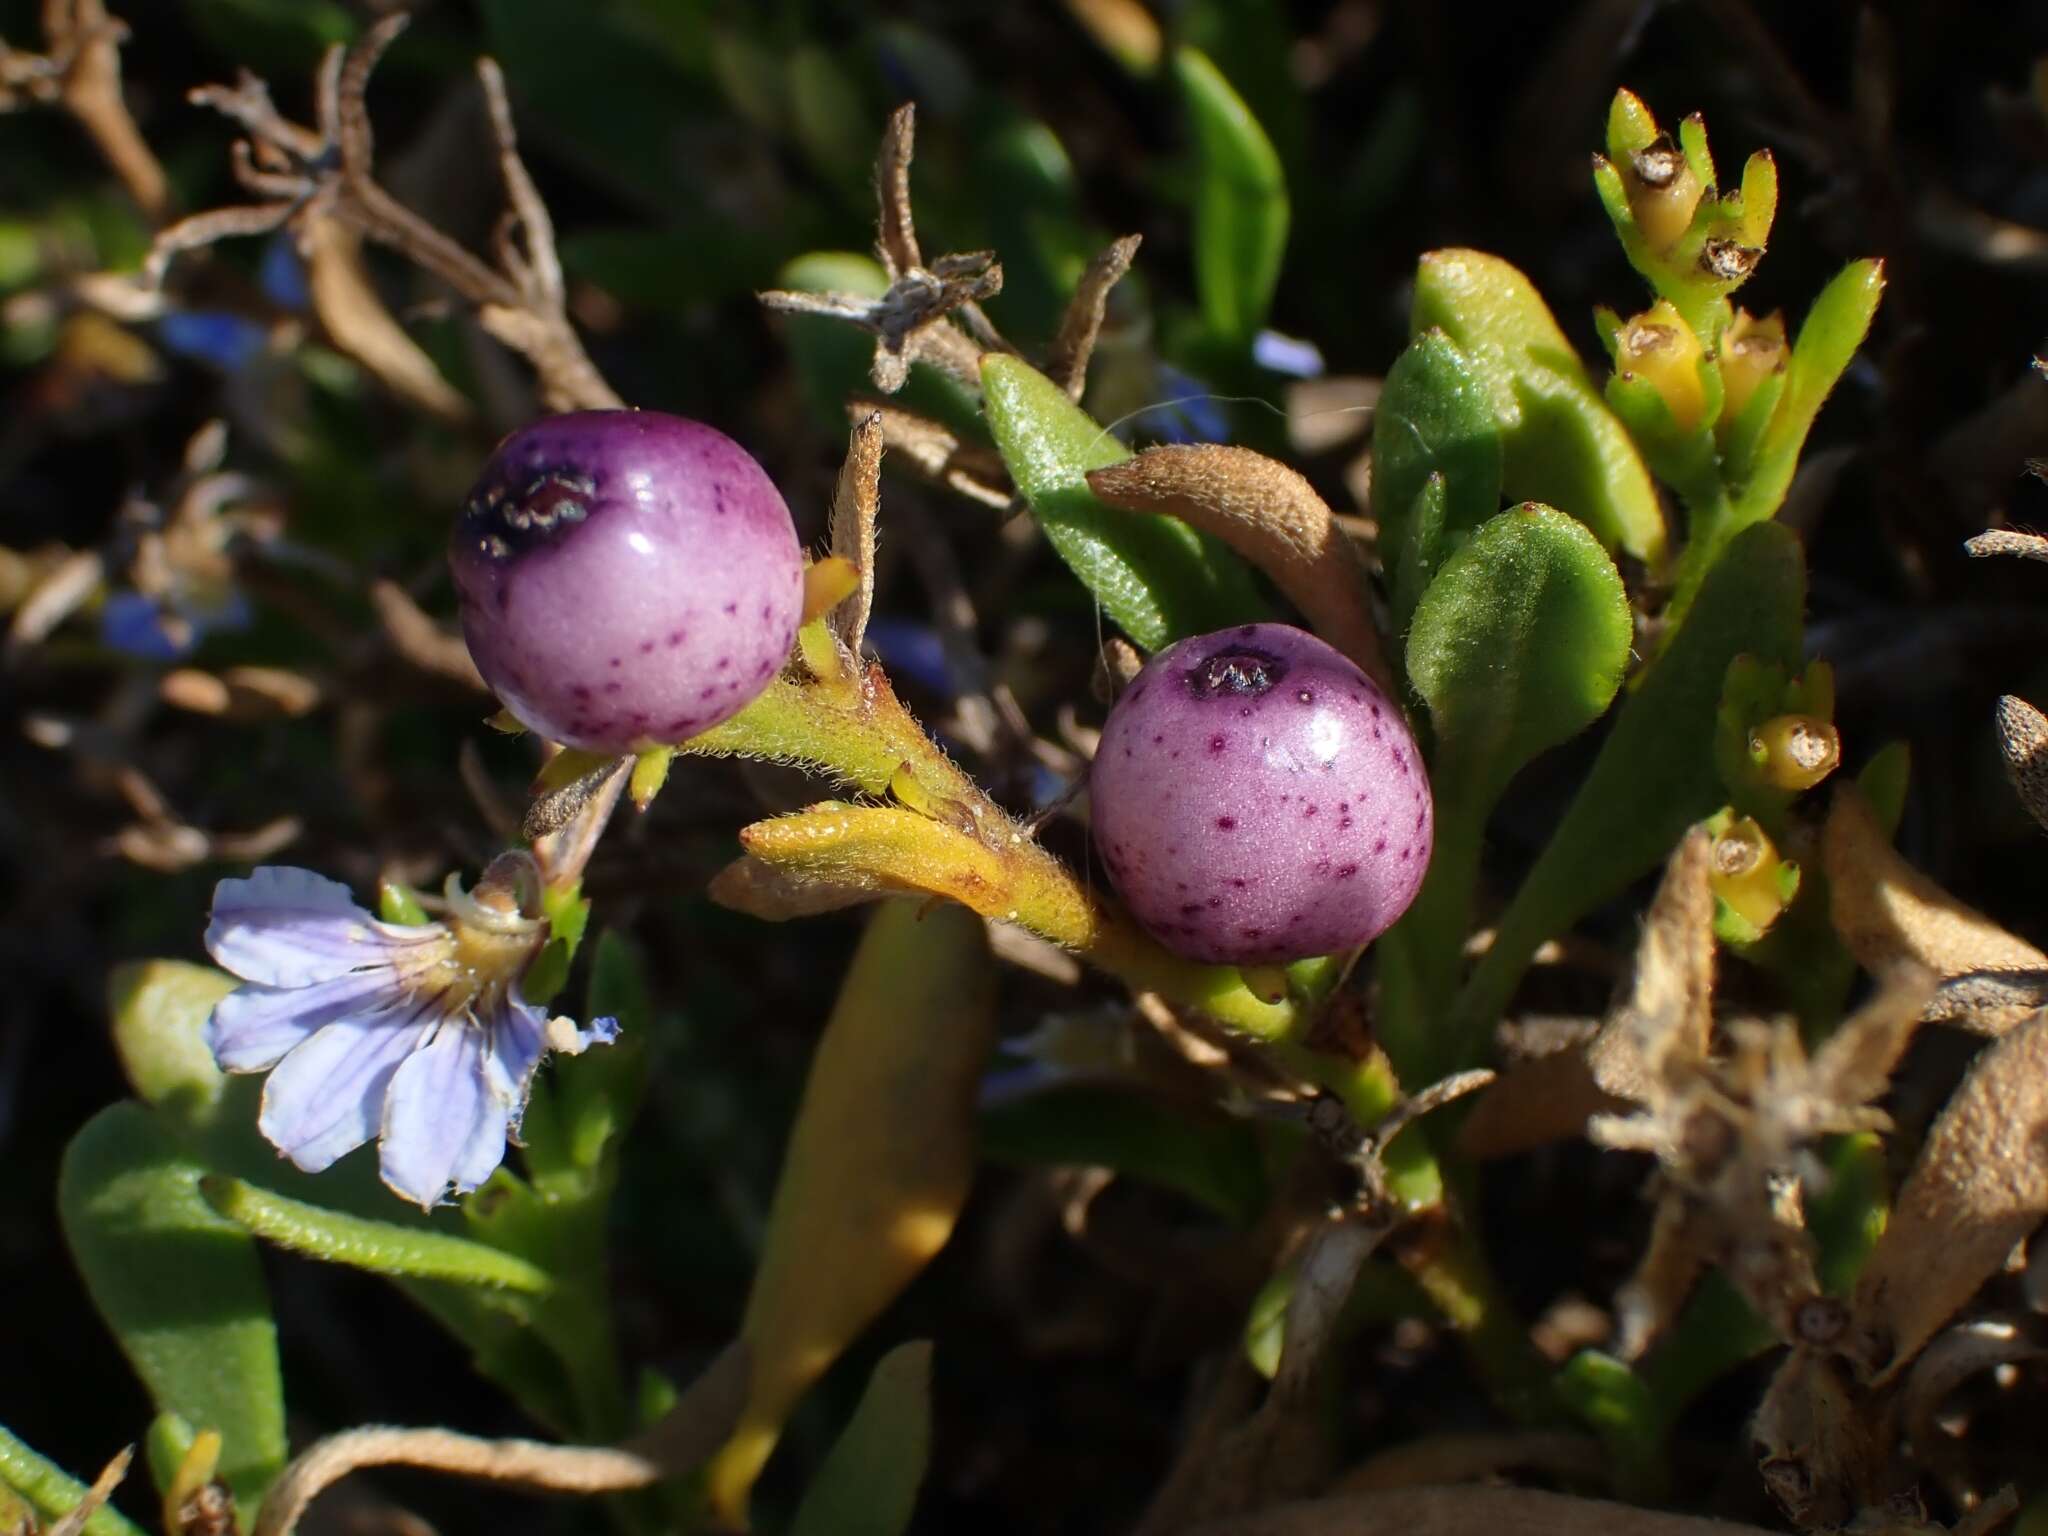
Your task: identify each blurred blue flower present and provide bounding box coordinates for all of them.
[260,234,311,312]
[865,616,957,698]
[1252,328,1325,380]
[99,586,252,661]
[203,860,616,1208]
[156,311,270,373]
[1146,363,1231,445]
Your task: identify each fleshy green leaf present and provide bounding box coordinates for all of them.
[200,1175,554,1293]
[1451,522,1805,1052]
[786,1342,934,1536]
[1386,507,1631,1074]
[107,961,231,1123]
[1557,1350,1665,1501]
[57,1104,286,1514]
[1411,248,1666,568]
[0,1424,148,1536]
[1739,258,1885,517]
[1371,329,1503,627]
[980,352,1268,649]
[1174,46,1289,347]
[1407,507,1633,817]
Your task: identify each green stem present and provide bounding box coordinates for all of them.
[0,1427,149,1536]
[1397,1223,1556,1425]
[1376,804,1486,1084]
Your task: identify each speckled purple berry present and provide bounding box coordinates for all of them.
[1090,623,1433,966]
[449,410,804,754]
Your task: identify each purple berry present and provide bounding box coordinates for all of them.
[1090,623,1432,966]
[449,410,804,754]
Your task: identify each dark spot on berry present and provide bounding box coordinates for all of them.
[668,629,687,647]
[1216,816,1237,830]
[1296,689,1314,704]
[1206,896,1221,908]
[723,601,738,615]
[1153,733,1165,744]
[1400,848,1412,860]
[1304,804,1318,817]
[1374,838,1387,854]
[572,684,592,700]
[1209,733,1227,753]
[1187,644,1287,701]
[1240,925,1263,938]
[1336,863,1359,879]
[609,656,622,668]
[1229,877,1248,889]
[1180,903,1202,916]
[699,686,718,699]
[716,657,730,670]
[639,640,655,655]
[604,681,622,694]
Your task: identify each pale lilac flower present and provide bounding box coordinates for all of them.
[203,857,616,1208]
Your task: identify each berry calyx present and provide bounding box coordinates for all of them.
[450,410,804,754]
[1090,623,1432,966]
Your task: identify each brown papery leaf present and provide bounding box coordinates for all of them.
[1823,784,2048,988]
[1045,234,1141,401]
[1176,1485,1782,1536]
[1851,1007,2048,1383]
[1592,825,1716,1101]
[1993,694,2048,833]
[1086,444,1391,692]
[1752,1347,1901,1529]
[1460,829,1712,1159]
[829,412,883,657]
[303,219,471,424]
[706,853,886,921]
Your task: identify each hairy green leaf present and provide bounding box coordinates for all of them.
[981,353,1267,649]
[58,1104,285,1513]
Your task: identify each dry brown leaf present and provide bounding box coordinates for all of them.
[1456,1045,1629,1159]
[303,218,470,424]
[1086,444,1389,691]
[1460,830,1712,1159]
[1045,234,1140,400]
[1993,694,2048,833]
[1176,1485,1783,1536]
[1824,785,2048,984]
[1851,1007,2048,1383]
[829,412,882,656]
[1753,1347,1902,1530]
[1593,825,1716,1102]
[854,401,1011,510]
[706,854,886,921]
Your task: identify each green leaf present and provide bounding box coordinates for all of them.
[1371,329,1503,627]
[980,353,1269,649]
[1174,46,1289,347]
[107,961,231,1123]
[973,108,1097,343]
[1386,507,1631,1074]
[786,46,872,197]
[787,1342,934,1536]
[1739,258,1885,518]
[0,1424,149,1536]
[1411,249,1666,568]
[1451,522,1805,1051]
[1557,1350,1666,1501]
[58,1104,286,1514]
[980,1084,1269,1226]
[1408,507,1632,816]
[200,1175,554,1293]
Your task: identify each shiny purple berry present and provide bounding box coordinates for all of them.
[1090,623,1432,966]
[450,410,804,754]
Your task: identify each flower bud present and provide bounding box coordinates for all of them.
[1622,138,1705,252]
[1748,713,1839,793]
[1708,813,1796,938]
[1716,308,1787,427]
[1617,300,1708,434]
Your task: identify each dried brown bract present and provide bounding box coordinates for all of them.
[1824,785,2048,1020]
[1045,234,1142,400]
[0,0,166,220]
[1991,694,2048,834]
[851,401,1012,510]
[1086,444,1392,692]
[760,104,1005,394]
[1849,1008,2048,1382]
[79,17,617,415]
